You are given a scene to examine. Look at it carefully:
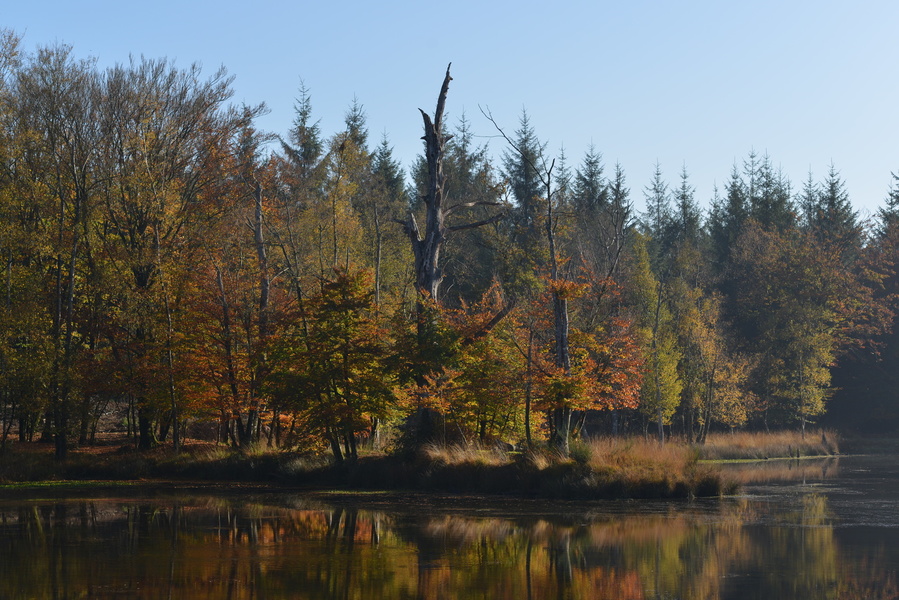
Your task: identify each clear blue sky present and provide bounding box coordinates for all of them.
[5,0,899,217]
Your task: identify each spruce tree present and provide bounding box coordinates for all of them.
[809,164,862,259]
[572,145,608,213]
[501,109,546,230]
[640,163,672,271]
[672,165,702,249]
[709,163,747,269]
[877,172,899,237]
[749,153,794,231]
[798,170,819,229]
[281,81,323,179]
[344,96,369,151]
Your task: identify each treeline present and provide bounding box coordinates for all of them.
[0,34,897,461]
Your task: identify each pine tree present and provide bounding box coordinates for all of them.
[640,163,672,271]
[502,109,546,231]
[281,80,323,180]
[877,172,899,237]
[572,145,607,213]
[671,165,702,248]
[809,163,862,259]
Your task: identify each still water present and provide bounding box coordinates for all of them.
[0,455,897,599]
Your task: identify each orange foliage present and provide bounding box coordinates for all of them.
[518,274,643,415]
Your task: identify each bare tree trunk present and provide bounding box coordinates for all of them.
[214,265,244,445]
[524,329,534,448]
[244,182,270,449]
[396,65,506,450]
[374,209,383,306]
[399,64,504,308]
[156,230,180,453]
[544,164,574,456]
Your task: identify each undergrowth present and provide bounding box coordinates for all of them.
[1,429,842,498]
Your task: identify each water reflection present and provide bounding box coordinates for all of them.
[0,462,897,599]
[718,455,840,485]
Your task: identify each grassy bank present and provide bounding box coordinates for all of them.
[1,437,730,499]
[298,439,730,499]
[0,429,842,499]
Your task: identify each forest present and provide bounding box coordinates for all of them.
[1,30,899,464]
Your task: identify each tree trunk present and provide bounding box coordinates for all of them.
[524,329,534,448]
[246,181,270,449]
[551,407,572,456]
[546,163,573,455]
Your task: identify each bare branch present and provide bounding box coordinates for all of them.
[480,105,555,199]
[448,212,506,232]
[461,297,518,348]
[432,63,452,135]
[444,200,503,217]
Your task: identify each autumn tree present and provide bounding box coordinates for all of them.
[10,44,106,459]
[486,108,645,453]
[96,57,253,450]
[268,267,397,462]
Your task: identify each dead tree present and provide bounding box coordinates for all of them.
[398,63,504,306]
[396,65,507,445]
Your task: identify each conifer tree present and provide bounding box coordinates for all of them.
[709,164,748,270]
[368,134,409,304]
[749,153,794,231]
[877,172,899,238]
[502,109,546,234]
[808,164,862,260]
[640,163,672,271]
[671,165,702,249]
[572,145,608,214]
[281,80,323,180]
[344,96,369,152]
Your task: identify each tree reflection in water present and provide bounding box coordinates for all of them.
[0,490,896,599]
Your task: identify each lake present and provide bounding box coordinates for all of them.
[0,454,897,599]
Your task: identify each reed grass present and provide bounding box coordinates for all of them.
[2,429,841,498]
[698,429,839,461]
[398,437,730,499]
[420,442,509,467]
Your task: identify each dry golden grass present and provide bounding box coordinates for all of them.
[514,436,728,498]
[699,429,839,461]
[586,436,698,472]
[581,436,721,495]
[420,442,509,467]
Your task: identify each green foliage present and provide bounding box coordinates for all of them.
[628,233,682,434]
[730,224,855,428]
[268,267,398,461]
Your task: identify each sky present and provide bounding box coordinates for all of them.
[5,0,899,217]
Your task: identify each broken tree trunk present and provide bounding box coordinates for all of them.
[399,63,504,306]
